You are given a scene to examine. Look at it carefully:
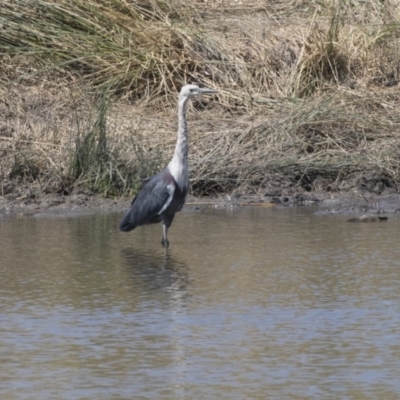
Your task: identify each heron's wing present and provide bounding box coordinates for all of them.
[119,172,175,232]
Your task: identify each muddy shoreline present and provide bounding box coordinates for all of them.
[1,191,400,219]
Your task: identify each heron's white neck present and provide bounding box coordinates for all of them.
[168,96,190,190]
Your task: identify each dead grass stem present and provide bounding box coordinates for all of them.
[1,0,400,197]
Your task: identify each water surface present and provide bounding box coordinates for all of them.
[1,207,400,399]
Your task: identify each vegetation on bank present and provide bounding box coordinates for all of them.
[1,0,400,198]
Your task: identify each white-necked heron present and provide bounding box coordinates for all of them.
[119,84,218,247]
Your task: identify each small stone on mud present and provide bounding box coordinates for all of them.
[347,214,388,223]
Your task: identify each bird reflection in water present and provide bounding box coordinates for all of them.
[120,247,190,305]
[120,247,190,383]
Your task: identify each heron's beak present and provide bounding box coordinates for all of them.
[198,87,218,95]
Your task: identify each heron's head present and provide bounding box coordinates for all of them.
[179,84,218,100]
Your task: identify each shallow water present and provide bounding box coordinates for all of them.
[1,206,400,399]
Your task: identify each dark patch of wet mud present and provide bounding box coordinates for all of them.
[0,193,125,218]
[1,190,400,221]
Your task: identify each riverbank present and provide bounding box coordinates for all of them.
[1,1,400,208]
[1,189,399,219]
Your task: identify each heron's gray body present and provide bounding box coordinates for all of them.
[119,167,189,232]
[119,84,217,247]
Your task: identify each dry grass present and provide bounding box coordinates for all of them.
[1,0,400,197]
[190,88,400,195]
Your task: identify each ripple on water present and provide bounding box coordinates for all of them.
[1,209,400,398]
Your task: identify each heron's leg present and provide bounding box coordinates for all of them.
[161,224,169,248]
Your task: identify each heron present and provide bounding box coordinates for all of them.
[119,84,218,247]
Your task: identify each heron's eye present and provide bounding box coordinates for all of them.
[189,89,194,93]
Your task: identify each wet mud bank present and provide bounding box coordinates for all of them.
[1,191,400,219]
